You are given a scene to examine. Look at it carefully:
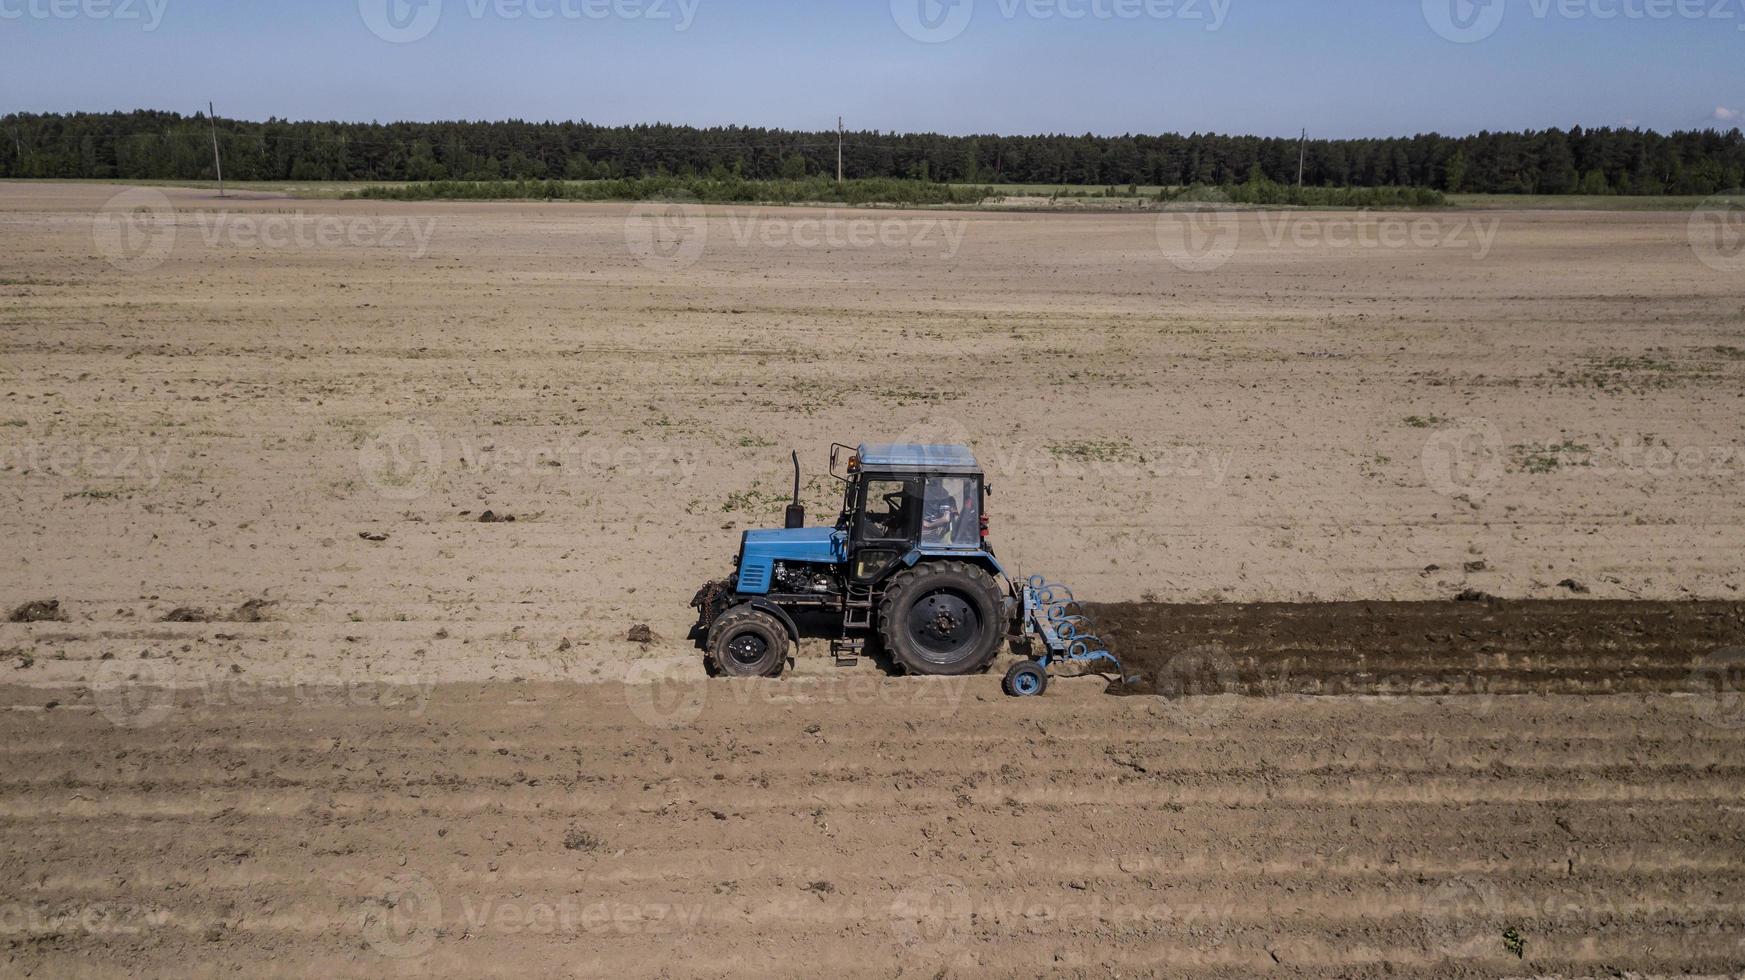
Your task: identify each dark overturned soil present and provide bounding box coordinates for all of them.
[1085,600,1745,697]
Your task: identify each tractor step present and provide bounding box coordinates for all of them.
[843,585,875,630]
[830,638,864,667]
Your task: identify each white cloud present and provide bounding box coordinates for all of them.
[1712,106,1742,123]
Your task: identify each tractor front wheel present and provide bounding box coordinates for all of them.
[877,562,1005,676]
[706,607,789,678]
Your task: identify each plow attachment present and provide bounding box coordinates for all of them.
[1003,576,1142,697]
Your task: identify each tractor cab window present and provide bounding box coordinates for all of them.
[921,476,981,548]
[858,478,918,542]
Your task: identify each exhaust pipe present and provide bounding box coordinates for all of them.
[785,450,806,529]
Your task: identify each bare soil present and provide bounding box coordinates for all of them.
[3,679,1744,978]
[1092,598,1745,696]
[2,183,1744,976]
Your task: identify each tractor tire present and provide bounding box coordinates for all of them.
[706,606,789,678]
[877,561,1005,676]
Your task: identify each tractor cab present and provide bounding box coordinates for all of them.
[831,443,994,584]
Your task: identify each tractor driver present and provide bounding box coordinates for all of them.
[921,483,959,541]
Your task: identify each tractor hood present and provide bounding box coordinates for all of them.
[741,527,846,565]
[735,527,847,595]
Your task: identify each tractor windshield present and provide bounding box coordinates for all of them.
[921,476,980,548]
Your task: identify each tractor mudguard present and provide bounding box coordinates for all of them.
[900,548,1006,578]
[738,599,801,644]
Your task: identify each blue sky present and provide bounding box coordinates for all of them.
[1,0,1740,137]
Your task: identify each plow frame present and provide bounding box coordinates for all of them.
[1008,576,1130,695]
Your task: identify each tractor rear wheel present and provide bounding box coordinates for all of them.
[706,607,789,678]
[877,562,1005,676]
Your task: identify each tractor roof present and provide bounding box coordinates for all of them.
[858,443,980,474]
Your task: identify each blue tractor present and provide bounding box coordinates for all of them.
[690,443,1129,696]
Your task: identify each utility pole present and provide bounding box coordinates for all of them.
[209,101,226,198]
[837,116,845,184]
[1296,128,1307,189]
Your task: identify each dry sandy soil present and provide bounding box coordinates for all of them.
[2,182,1744,976]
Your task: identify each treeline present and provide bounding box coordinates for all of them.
[350,176,994,206]
[1165,175,1446,208]
[4,110,1744,195]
